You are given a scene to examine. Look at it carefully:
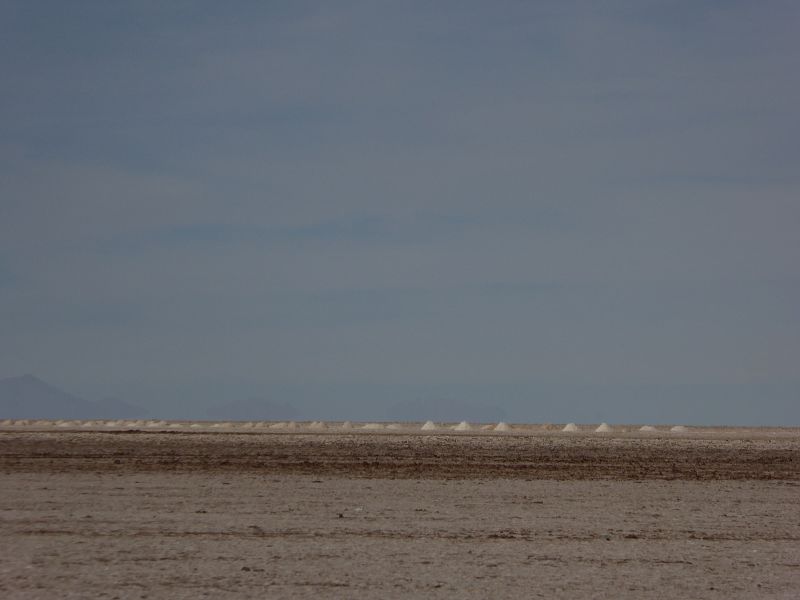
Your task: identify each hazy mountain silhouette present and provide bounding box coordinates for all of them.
[0,374,146,419]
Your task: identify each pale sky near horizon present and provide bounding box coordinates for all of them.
[1,1,798,424]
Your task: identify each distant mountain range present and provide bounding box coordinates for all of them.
[0,374,146,419]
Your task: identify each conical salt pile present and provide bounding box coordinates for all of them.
[595,422,612,432]
[562,422,579,432]
[421,420,437,431]
[670,425,688,433]
[494,422,511,432]
[453,421,472,431]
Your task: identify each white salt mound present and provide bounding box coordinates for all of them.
[494,422,511,432]
[640,425,657,432]
[670,425,689,433]
[453,421,472,431]
[167,423,183,429]
[361,423,384,430]
[595,422,612,433]
[269,422,287,429]
[309,421,327,430]
[421,421,437,431]
[562,422,579,432]
[386,423,403,430]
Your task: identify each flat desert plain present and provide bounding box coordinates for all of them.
[1,427,799,599]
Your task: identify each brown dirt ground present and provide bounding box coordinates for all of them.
[1,430,799,599]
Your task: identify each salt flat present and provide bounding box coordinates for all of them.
[1,429,798,599]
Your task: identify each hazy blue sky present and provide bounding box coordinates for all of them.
[1,1,798,424]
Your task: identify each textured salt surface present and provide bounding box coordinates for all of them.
[1,442,799,600]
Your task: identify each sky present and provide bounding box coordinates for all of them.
[1,1,798,424]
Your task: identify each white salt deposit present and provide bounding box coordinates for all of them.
[269,422,287,429]
[421,421,437,431]
[670,425,689,433]
[453,421,472,431]
[595,422,612,433]
[189,423,204,429]
[340,421,353,429]
[241,422,255,429]
[361,423,384,430]
[494,422,511,432]
[640,425,657,432]
[286,421,298,430]
[386,423,404,430]
[562,422,579,432]
[167,423,184,429]
[309,421,327,430]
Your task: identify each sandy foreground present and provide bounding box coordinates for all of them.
[1,428,799,599]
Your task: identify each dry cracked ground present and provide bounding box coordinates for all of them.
[1,429,799,599]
